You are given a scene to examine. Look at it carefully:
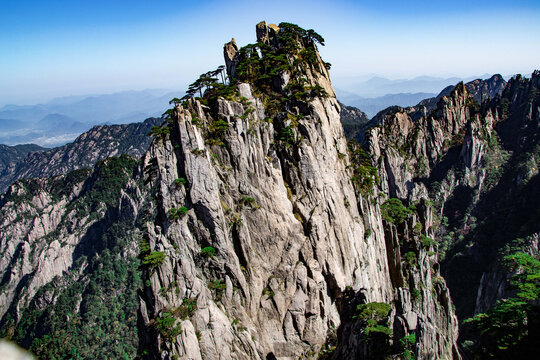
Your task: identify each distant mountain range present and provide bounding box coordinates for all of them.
[0,74,512,147]
[332,73,510,117]
[0,89,181,147]
[335,91,436,118]
[334,74,496,96]
[0,117,161,192]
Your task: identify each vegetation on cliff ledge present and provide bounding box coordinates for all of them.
[465,238,540,357]
[156,22,332,152]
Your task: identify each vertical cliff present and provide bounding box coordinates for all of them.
[136,21,459,359]
[0,155,146,358]
[364,70,540,356]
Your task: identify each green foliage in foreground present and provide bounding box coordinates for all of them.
[208,280,227,300]
[201,246,216,258]
[399,334,417,360]
[347,141,379,196]
[420,234,436,249]
[178,298,198,320]
[169,206,189,219]
[154,312,182,342]
[89,155,139,207]
[2,222,142,359]
[354,302,391,321]
[465,247,540,355]
[147,125,170,138]
[174,177,187,186]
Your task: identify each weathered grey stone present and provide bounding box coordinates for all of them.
[224,38,239,79]
[135,24,460,360]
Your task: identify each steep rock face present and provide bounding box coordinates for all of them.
[367,82,479,201]
[137,22,459,360]
[442,72,540,318]
[334,200,459,359]
[0,117,160,193]
[365,70,540,355]
[139,26,391,359]
[0,155,145,359]
[418,75,506,111]
[465,74,506,104]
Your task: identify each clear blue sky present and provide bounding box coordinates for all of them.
[1,0,539,106]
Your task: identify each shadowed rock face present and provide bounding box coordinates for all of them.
[464,74,506,104]
[0,22,461,360]
[0,144,45,175]
[365,70,540,355]
[338,101,371,142]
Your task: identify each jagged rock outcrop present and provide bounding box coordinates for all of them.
[334,200,459,359]
[367,82,475,201]
[365,70,540,356]
[418,75,507,111]
[465,74,506,104]
[139,23,391,360]
[0,22,461,360]
[136,22,459,359]
[0,117,160,193]
[224,39,239,81]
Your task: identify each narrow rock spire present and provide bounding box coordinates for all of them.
[223,38,238,79]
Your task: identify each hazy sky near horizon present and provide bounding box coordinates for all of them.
[1,0,539,106]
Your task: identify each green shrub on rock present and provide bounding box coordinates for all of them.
[143,251,166,268]
[201,246,216,258]
[169,206,189,219]
[381,198,412,225]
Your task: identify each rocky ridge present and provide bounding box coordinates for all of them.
[418,74,506,111]
[0,154,145,358]
[364,70,540,355]
[0,144,45,175]
[0,117,161,193]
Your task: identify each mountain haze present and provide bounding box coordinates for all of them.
[0,90,180,147]
[0,118,161,193]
